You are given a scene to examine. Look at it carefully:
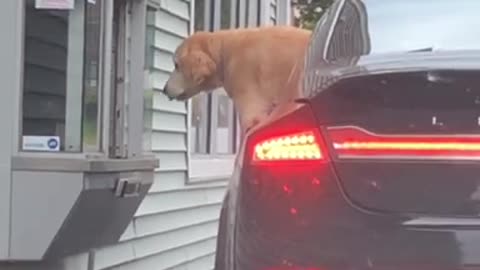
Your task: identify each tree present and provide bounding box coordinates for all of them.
[291,0,334,30]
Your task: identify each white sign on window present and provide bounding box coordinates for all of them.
[35,0,74,10]
[22,136,61,152]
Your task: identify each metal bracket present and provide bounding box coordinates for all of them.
[114,177,141,197]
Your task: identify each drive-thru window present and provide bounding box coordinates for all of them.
[0,0,158,261]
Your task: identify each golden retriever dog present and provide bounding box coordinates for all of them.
[163,26,311,133]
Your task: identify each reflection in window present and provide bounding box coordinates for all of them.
[143,6,156,152]
[190,0,239,155]
[215,0,236,154]
[83,1,102,151]
[195,0,206,31]
[190,93,209,154]
[191,0,210,155]
[21,0,101,152]
[326,0,371,60]
[221,0,231,29]
[269,0,277,25]
[215,92,234,154]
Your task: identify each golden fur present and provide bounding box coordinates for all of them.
[163,26,311,133]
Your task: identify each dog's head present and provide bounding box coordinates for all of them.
[163,32,220,101]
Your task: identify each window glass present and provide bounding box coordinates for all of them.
[213,1,236,154]
[257,0,262,26]
[83,1,102,151]
[194,0,206,31]
[221,0,232,29]
[269,0,277,25]
[21,0,101,152]
[190,93,209,154]
[215,92,235,154]
[143,6,156,152]
[189,0,238,156]
[190,0,211,155]
[325,0,370,60]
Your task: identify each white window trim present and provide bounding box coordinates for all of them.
[186,0,236,183]
[187,97,236,182]
[186,0,288,183]
[188,154,236,182]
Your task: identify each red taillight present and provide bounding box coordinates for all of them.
[252,130,328,164]
[328,126,480,160]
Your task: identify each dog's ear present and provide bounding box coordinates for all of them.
[189,52,216,86]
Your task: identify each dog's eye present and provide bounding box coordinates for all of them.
[174,62,179,69]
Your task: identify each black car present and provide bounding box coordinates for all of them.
[214,0,480,269]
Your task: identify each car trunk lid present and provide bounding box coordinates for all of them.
[308,68,480,217]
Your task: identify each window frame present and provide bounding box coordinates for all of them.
[18,0,103,155]
[142,3,157,153]
[187,0,287,182]
[187,0,246,182]
[9,0,158,175]
[14,0,148,161]
[13,0,109,165]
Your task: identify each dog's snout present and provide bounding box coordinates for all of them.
[162,84,175,101]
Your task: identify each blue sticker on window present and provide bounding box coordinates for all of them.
[47,138,59,149]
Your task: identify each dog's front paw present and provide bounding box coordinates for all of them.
[244,122,257,135]
[243,116,266,135]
